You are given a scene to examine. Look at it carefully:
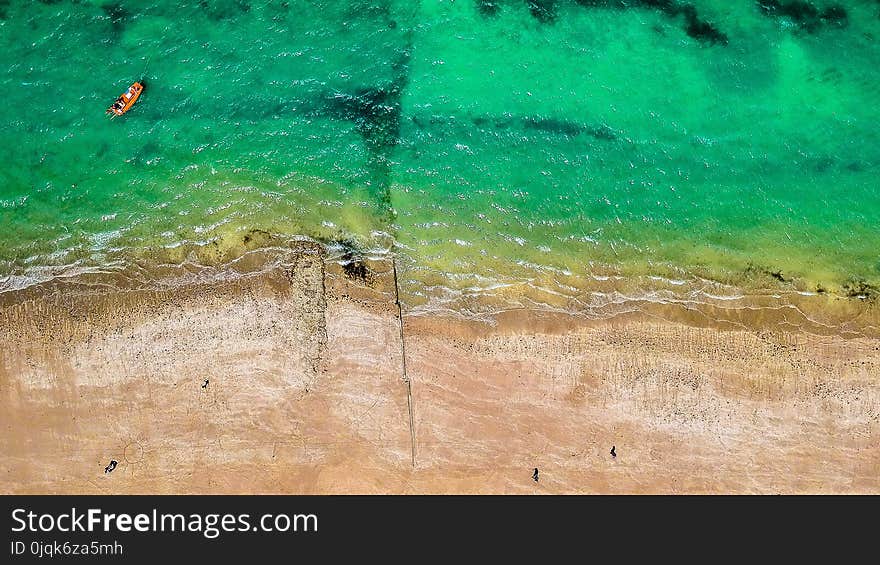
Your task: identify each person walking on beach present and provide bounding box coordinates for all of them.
[532,468,539,482]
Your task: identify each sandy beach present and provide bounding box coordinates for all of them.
[1,241,878,494]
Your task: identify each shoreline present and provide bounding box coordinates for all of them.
[1,241,879,493]
[3,234,878,337]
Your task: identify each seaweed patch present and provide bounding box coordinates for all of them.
[342,260,371,282]
[527,0,558,23]
[745,262,792,284]
[757,1,848,33]
[768,270,787,283]
[102,2,128,34]
[198,0,252,21]
[320,47,411,216]
[241,228,271,247]
[265,0,289,22]
[573,1,728,46]
[334,239,374,284]
[323,84,402,210]
[326,86,404,154]
[679,5,727,44]
[478,0,501,17]
[842,279,878,301]
[345,0,392,21]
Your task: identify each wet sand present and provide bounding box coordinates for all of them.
[1,242,878,494]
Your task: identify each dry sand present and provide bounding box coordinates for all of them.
[1,242,878,494]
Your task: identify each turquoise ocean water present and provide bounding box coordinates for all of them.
[1,0,879,302]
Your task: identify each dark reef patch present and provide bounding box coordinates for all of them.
[845,161,866,172]
[266,0,289,22]
[322,83,401,210]
[757,1,848,33]
[319,47,412,216]
[198,0,252,21]
[478,0,501,17]
[572,0,728,45]
[345,0,392,21]
[527,0,558,23]
[102,2,128,34]
[286,2,413,224]
[326,86,404,154]
[679,5,728,44]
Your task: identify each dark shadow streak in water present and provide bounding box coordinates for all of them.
[521,116,617,140]
[197,0,252,21]
[420,113,619,142]
[477,0,728,45]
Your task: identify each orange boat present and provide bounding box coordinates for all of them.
[106,81,144,117]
